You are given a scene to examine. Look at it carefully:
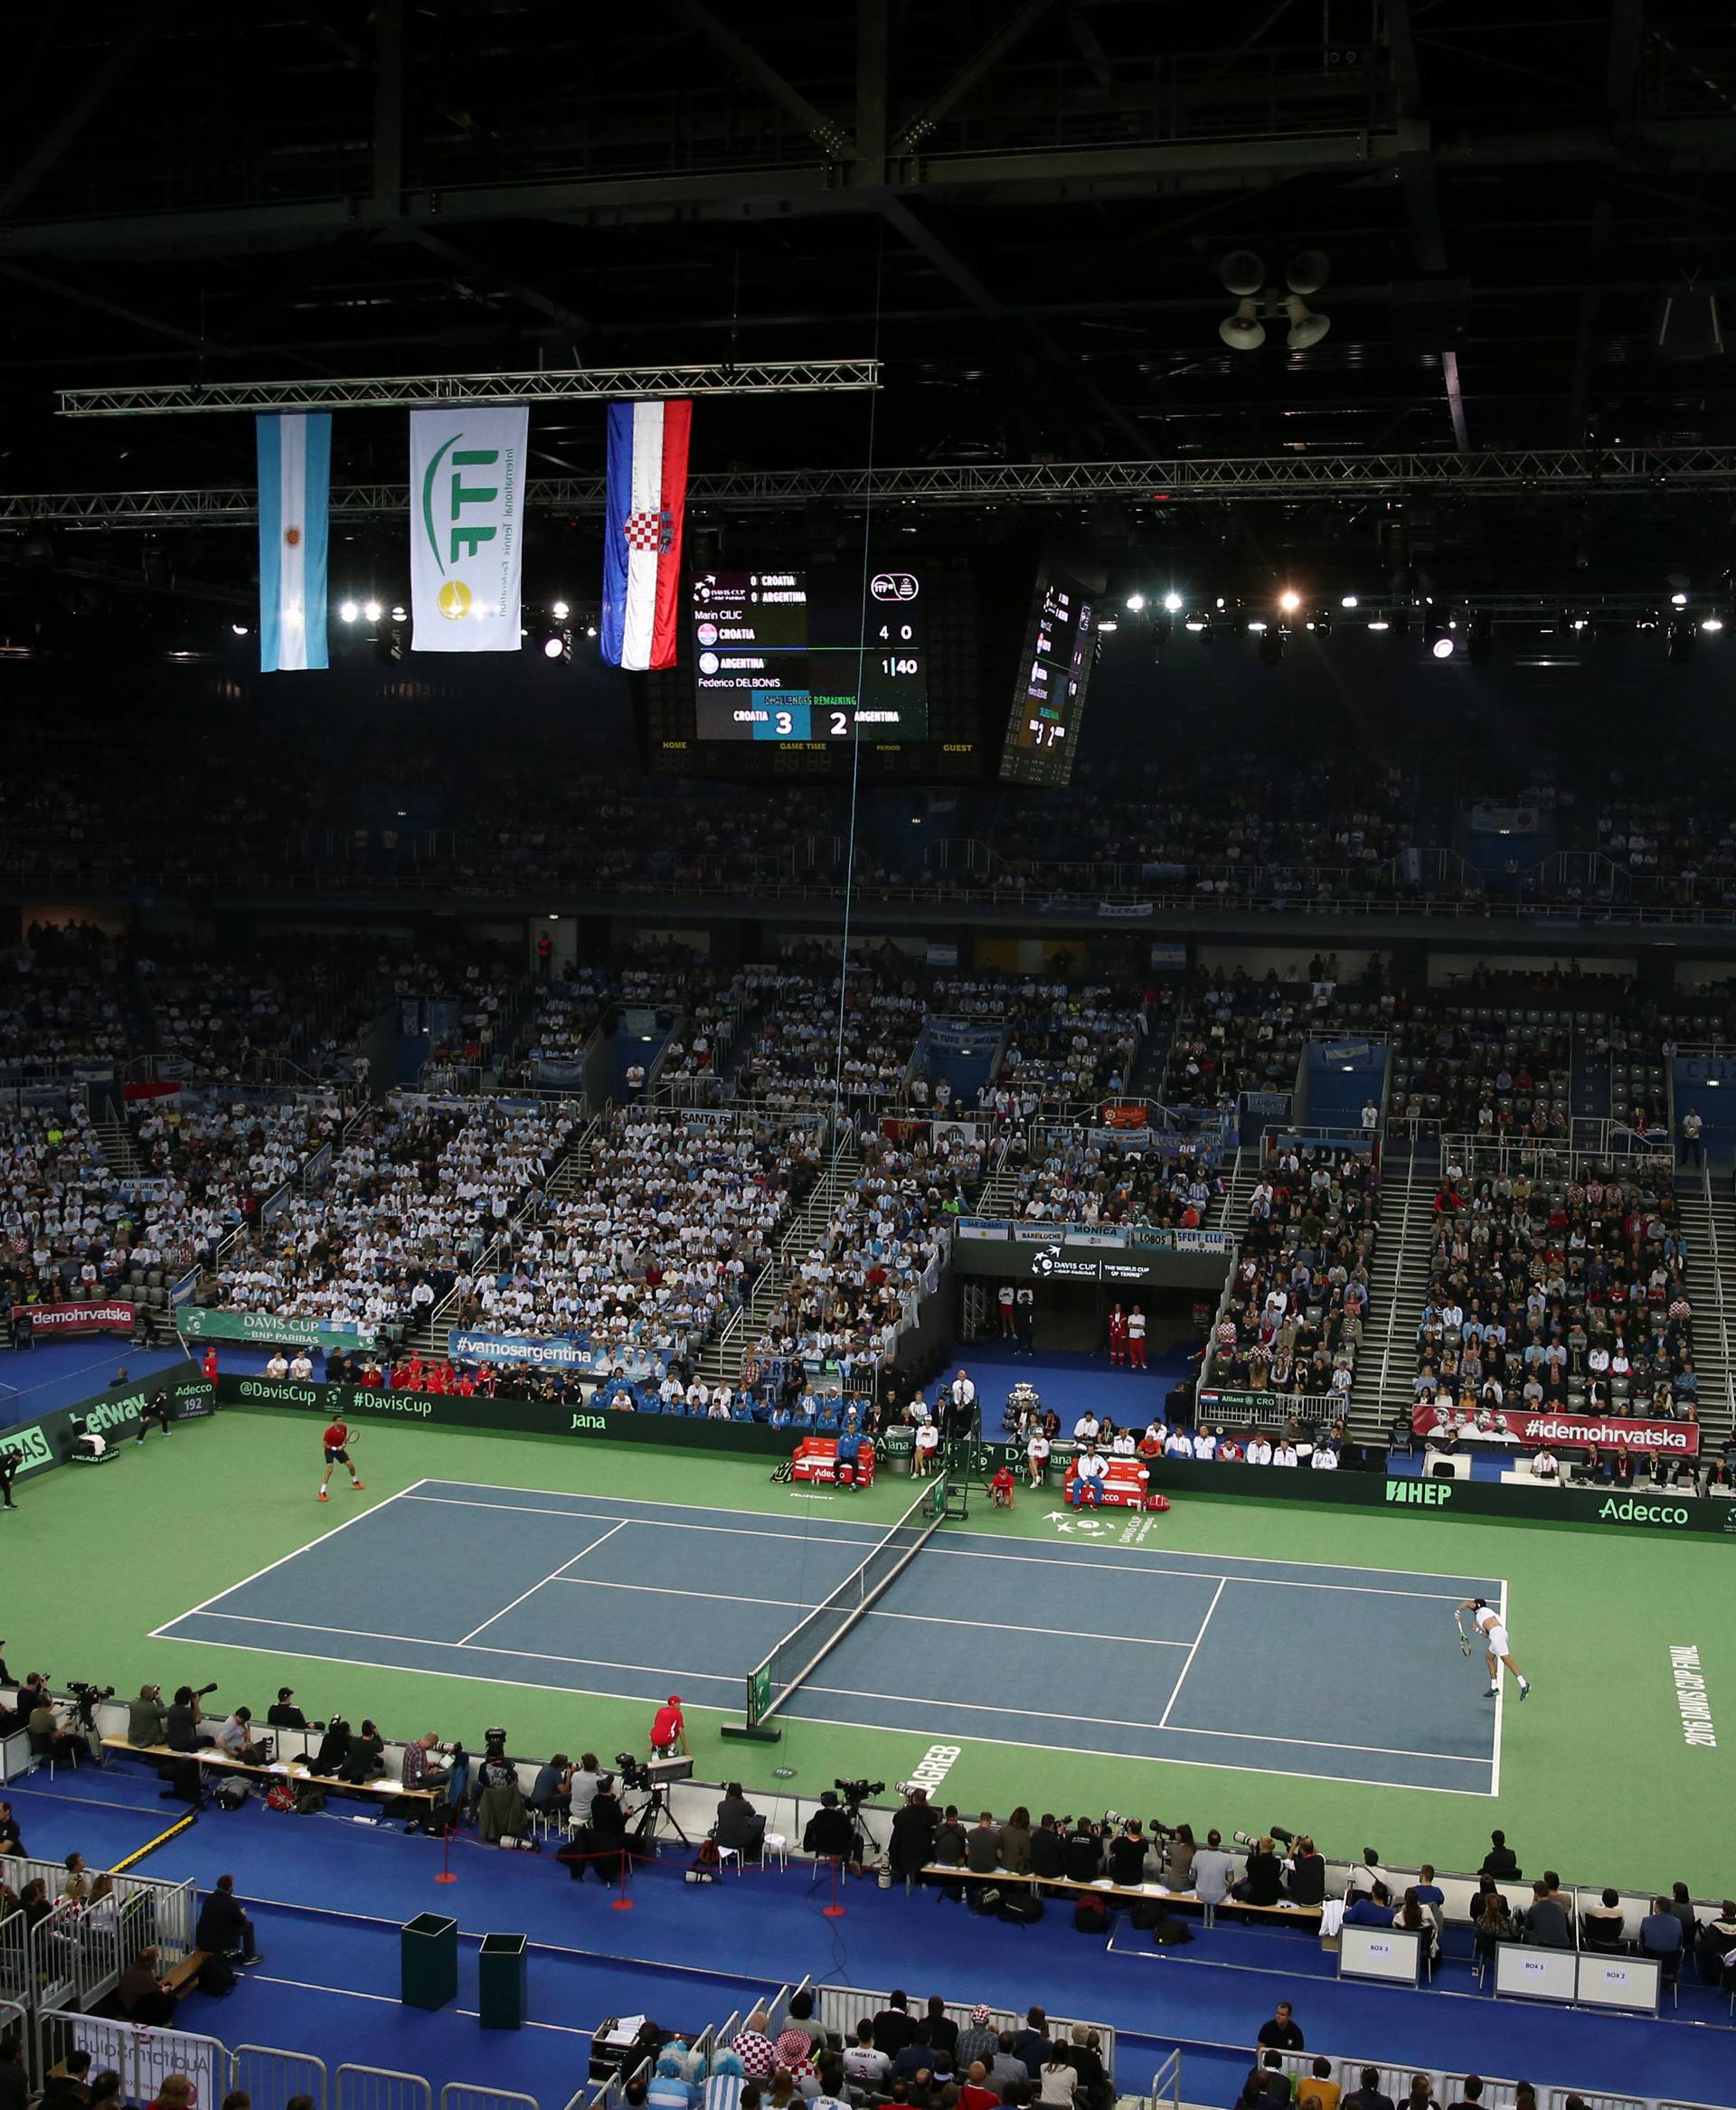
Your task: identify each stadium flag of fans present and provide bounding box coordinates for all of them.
[409,405,527,653]
[600,397,692,670]
[256,412,330,673]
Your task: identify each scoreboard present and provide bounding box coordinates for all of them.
[691,566,929,741]
[998,563,1098,787]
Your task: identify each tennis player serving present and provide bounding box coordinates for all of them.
[1456,1596,1530,1701]
[318,1417,365,1502]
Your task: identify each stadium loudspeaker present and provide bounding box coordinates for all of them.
[1656,291,1723,363]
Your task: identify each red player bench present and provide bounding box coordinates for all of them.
[791,1436,877,1487]
[1062,1456,1171,1512]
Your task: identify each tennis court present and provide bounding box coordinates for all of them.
[153,1475,1505,1793]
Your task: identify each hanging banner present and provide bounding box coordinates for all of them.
[256,411,331,674]
[410,405,527,653]
[600,398,692,671]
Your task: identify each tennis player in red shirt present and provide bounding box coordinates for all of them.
[318,1418,365,1502]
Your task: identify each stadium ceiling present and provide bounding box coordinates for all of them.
[0,0,1731,590]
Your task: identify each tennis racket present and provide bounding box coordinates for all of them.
[343,1428,362,1448]
[1457,1627,1471,1656]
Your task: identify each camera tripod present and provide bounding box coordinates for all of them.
[631,1785,692,1848]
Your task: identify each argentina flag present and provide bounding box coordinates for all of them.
[600,397,692,671]
[256,411,331,672]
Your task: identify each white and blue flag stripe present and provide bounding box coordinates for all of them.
[257,411,330,673]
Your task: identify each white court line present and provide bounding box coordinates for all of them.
[458,1519,627,1644]
[153,1627,1495,1795]
[1492,1574,1509,1797]
[1157,1576,1226,1729]
[916,1537,1475,1602]
[797,1677,1489,1765]
[250,1973,590,2038]
[405,1491,1477,1601]
[543,1575,1193,1649]
[168,1607,739,1688]
[407,1492,878,1552]
[411,1476,1505,1590]
[147,1483,416,1637]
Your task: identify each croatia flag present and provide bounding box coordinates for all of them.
[600,398,692,671]
[256,412,331,673]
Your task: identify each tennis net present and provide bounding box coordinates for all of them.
[743,1480,947,1732]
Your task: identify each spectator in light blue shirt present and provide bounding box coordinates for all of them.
[646,2058,696,2110]
[701,2053,745,2110]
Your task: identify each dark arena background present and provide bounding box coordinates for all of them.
[2,9,1735,2110]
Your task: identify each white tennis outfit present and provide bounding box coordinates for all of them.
[1475,1605,1511,1657]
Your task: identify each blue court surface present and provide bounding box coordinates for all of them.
[155,1477,1504,1794]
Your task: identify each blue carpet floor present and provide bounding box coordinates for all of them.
[0,1342,186,1426]
[14,1766,1728,2109]
[955,1342,1196,1430]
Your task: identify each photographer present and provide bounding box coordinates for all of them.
[127,1685,169,1746]
[340,1719,386,1785]
[215,1708,270,1766]
[267,1689,307,1731]
[1232,1837,1285,1907]
[1107,1818,1148,1889]
[580,1773,633,1883]
[1285,1836,1327,1907]
[403,1732,451,1801]
[802,1791,856,1865]
[530,1753,571,1819]
[713,1784,765,1860]
[889,1786,940,1888]
[1063,1816,1104,1883]
[1029,1813,1066,1885]
[27,1693,82,1766]
[311,1719,351,1776]
[165,1686,217,1752]
[475,1736,526,1842]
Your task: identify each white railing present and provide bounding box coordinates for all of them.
[52,2017,230,2110]
[816,1984,1115,2080]
[1373,1145,1420,1411]
[1696,1163,1736,1433]
[336,2065,434,2110]
[234,2044,332,2110]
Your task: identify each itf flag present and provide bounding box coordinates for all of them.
[256,412,330,673]
[409,405,527,653]
[600,398,691,670]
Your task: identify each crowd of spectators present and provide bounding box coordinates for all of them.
[1413,1154,1696,1439]
[1387,1001,1571,1137]
[1001,1129,1227,1229]
[0,925,131,1076]
[454,1109,817,1365]
[735,966,926,1113]
[1208,1144,1378,1405]
[750,1132,974,1377]
[205,1096,572,1333]
[0,1104,126,1311]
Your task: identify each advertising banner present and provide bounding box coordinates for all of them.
[21,1302,135,1337]
[178,1309,377,1352]
[448,1328,599,1371]
[0,1366,212,1480]
[410,405,527,653]
[1411,1405,1700,1457]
